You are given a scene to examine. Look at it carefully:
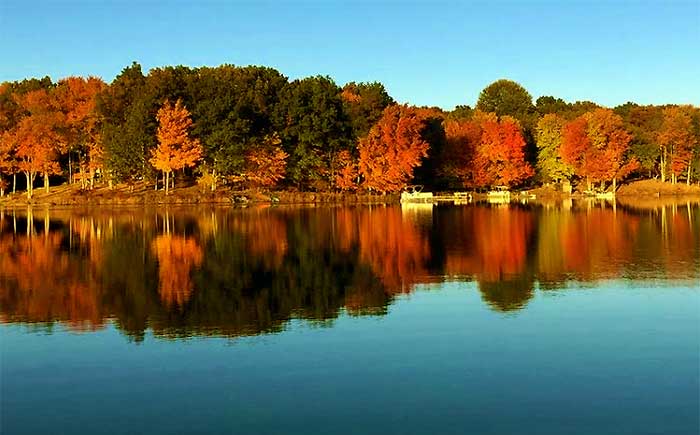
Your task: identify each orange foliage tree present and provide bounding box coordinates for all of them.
[239,134,288,188]
[332,150,358,191]
[439,111,532,189]
[358,104,430,193]
[562,109,635,190]
[150,99,202,194]
[54,76,107,188]
[658,106,697,184]
[477,115,534,187]
[9,89,64,197]
[585,108,636,190]
[561,116,593,189]
[439,118,482,187]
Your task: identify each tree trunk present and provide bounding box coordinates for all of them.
[68,154,72,184]
[687,165,692,185]
[211,168,217,191]
[171,171,175,190]
[25,172,32,199]
[660,148,666,182]
[12,173,16,194]
[612,178,616,191]
[165,171,169,195]
[43,172,50,193]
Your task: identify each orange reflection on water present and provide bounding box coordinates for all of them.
[0,200,697,337]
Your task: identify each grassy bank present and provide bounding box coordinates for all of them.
[0,182,400,207]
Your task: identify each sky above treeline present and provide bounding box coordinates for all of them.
[1,0,698,109]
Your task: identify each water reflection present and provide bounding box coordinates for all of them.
[1,200,698,339]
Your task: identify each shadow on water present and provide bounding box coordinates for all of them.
[1,199,698,340]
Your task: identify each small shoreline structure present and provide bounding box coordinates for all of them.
[486,186,511,204]
[399,185,434,203]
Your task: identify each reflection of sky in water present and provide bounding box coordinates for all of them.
[3,283,698,435]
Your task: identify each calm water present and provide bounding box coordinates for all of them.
[1,200,699,435]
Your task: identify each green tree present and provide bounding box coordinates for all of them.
[340,81,394,141]
[614,103,663,178]
[187,65,287,185]
[476,79,535,124]
[98,62,155,183]
[536,114,572,183]
[275,76,352,189]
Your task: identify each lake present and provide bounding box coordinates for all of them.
[1,200,698,435]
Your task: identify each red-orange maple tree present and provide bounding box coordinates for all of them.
[358,104,429,193]
[562,109,636,190]
[440,112,532,188]
[477,115,534,187]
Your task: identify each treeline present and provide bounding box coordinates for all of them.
[1,63,699,197]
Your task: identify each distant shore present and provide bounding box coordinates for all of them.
[0,179,699,208]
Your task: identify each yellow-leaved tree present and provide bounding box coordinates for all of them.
[150,99,202,194]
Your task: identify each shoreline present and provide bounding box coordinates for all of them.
[1,179,699,208]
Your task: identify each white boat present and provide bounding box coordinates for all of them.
[487,186,511,204]
[400,185,433,203]
[595,192,615,200]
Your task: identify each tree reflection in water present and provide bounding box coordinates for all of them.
[0,200,698,339]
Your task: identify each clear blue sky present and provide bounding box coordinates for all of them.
[1,0,698,109]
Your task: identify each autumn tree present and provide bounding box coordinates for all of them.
[7,89,64,197]
[6,115,61,198]
[439,112,533,189]
[585,108,636,190]
[150,99,202,194]
[358,104,430,193]
[238,134,288,189]
[54,76,107,186]
[536,114,572,183]
[439,118,482,188]
[477,114,534,187]
[332,149,358,191]
[562,109,636,191]
[476,79,538,162]
[658,106,697,184]
[560,116,591,189]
